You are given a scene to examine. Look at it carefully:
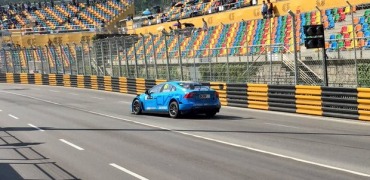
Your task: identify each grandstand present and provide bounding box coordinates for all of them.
[1,0,370,87]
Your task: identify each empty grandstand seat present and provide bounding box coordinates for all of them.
[341,26,348,34]
[330,41,338,50]
[363,23,369,32]
[355,24,362,32]
[366,40,370,49]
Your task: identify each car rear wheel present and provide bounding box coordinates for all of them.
[132,99,142,115]
[169,101,180,118]
[205,111,217,118]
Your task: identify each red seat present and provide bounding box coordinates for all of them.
[341,26,348,34]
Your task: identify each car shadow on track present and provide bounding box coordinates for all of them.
[136,114,251,120]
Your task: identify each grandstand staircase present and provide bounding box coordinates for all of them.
[106,3,135,33]
[282,49,323,85]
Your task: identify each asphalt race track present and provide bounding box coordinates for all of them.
[0,84,370,180]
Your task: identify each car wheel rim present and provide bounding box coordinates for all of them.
[133,101,140,112]
[170,104,177,116]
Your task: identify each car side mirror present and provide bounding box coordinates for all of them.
[145,90,150,95]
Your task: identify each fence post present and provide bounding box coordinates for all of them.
[123,38,130,77]
[24,48,29,73]
[141,34,149,79]
[2,49,7,73]
[177,31,184,81]
[87,43,94,75]
[346,1,358,86]
[116,39,122,77]
[30,47,35,73]
[150,33,158,79]
[108,40,114,77]
[38,46,44,74]
[316,6,329,86]
[58,45,65,74]
[132,37,139,78]
[45,46,52,74]
[100,41,106,76]
[163,33,170,80]
[193,49,197,81]
[226,46,230,83]
[288,10,299,85]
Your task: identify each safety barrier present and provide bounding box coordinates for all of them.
[1,73,370,121]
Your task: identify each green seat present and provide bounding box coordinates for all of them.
[336,34,343,40]
[334,14,340,22]
[338,41,344,49]
[364,9,370,17]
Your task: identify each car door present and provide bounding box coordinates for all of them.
[143,84,163,111]
[155,83,176,111]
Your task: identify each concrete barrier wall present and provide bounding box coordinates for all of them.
[1,73,368,121]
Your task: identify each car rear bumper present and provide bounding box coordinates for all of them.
[179,104,221,114]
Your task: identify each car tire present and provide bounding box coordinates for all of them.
[132,99,142,115]
[169,101,180,118]
[205,111,217,118]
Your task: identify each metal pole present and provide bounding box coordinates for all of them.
[24,48,30,73]
[123,38,130,77]
[67,44,74,75]
[150,33,158,79]
[3,49,8,73]
[193,49,197,81]
[12,48,16,73]
[30,47,36,73]
[132,37,139,78]
[177,31,184,81]
[100,41,106,76]
[45,46,52,74]
[164,33,170,80]
[269,18,273,84]
[208,48,212,81]
[226,47,230,83]
[69,44,78,75]
[59,45,66,74]
[316,6,329,86]
[87,43,93,75]
[109,40,114,77]
[38,47,44,74]
[141,34,149,79]
[346,1,358,86]
[289,10,299,85]
[116,39,122,77]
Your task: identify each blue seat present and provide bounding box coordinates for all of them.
[360,16,365,25]
[363,23,369,31]
[330,42,338,50]
[365,31,370,38]
[366,40,370,49]
[330,34,336,40]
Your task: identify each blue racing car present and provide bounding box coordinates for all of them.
[131,81,221,118]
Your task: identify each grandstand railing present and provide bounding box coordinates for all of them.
[7,24,98,36]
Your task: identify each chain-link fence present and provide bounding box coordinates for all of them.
[1,3,370,88]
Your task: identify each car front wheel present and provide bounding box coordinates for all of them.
[132,99,142,115]
[169,101,180,118]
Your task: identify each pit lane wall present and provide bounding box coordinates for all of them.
[1,73,369,121]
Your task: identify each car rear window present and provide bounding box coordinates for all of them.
[178,83,210,90]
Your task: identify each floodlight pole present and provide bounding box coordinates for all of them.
[316,6,328,86]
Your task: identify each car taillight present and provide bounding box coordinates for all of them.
[184,92,195,99]
[215,91,219,98]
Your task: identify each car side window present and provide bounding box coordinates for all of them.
[149,84,163,94]
[161,84,173,93]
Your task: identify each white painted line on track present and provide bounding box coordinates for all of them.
[28,124,45,132]
[8,114,19,119]
[59,139,84,151]
[264,123,302,129]
[92,97,104,100]
[69,93,79,96]
[118,101,131,104]
[49,90,60,93]
[110,163,149,180]
[2,91,370,177]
